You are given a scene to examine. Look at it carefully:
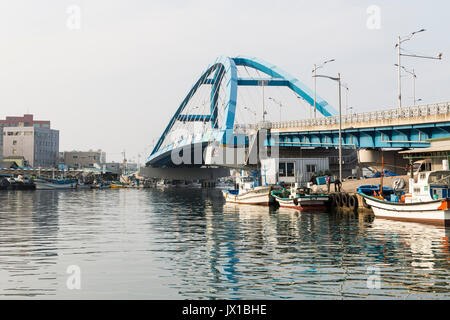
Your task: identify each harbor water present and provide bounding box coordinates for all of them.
[0,188,449,299]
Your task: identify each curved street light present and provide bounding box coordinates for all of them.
[268,97,283,122]
[395,64,419,105]
[312,59,335,119]
[313,73,343,181]
[395,29,442,109]
[243,106,257,117]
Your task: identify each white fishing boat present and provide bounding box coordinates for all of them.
[222,177,273,205]
[34,178,78,190]
[359,169,450,225]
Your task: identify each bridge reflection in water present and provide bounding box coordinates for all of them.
[146,189,450,299]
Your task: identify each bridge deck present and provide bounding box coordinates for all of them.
[254,102,450,133]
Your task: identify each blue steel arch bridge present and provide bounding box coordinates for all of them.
[146,55,450,168]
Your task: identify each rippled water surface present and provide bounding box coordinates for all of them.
[0,188,449,299]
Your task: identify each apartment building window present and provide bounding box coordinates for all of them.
[306,164,316,173]
[12,140,17,145]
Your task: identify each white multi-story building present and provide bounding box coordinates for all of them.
[2,126,59,168]
[63,150,106,169]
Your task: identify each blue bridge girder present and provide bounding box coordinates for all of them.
[268,122,450,149]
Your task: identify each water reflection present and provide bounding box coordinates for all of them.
[0,188,449,299]
[0,190,60,297]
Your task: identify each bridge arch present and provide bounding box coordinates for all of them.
[151,56,238,156]
[148,55,337,166]
[232,55,337,117]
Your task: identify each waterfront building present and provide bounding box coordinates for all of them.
[63,150,106,169]
[261,157,330,185]
[105,162,121,174]
[0,114,51,128]
[0,160,19,169]
[2,156,29,167]
[2,126,59,168]
[400,137,450,171]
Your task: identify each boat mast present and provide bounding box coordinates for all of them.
[380,150,384,195]
[299,140,303,185]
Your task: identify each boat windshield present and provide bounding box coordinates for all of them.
[428,172,450,186]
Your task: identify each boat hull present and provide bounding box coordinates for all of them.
[223,187,273,205]
[110,184,125,189]
[273,195,329,211]
[360,193,450,225]
[35,180,77,190]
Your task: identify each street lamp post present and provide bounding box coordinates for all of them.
[341,83,349,115]
[397,35,402,109]
[395,28,442,109]
[395,64,418,106]
[258,80,269,122]
[337,74,342,183]
[268,97,283,122]
[244,106,257,117]
[409,68,417,106]
[312,73,343,181]
[410,68,416,106]
[312,59,335,119]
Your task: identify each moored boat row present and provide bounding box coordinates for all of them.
[222,162,450,225]
[222,175,330,210]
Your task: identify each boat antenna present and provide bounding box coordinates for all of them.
[299,139,303,186]
[380,150,384,196]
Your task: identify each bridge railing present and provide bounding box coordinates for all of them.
[238,101,450,130]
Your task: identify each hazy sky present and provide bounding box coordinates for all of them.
[0,0,449,162]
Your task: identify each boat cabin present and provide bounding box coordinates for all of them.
[237,176,256,193]
[408,170,450,202]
